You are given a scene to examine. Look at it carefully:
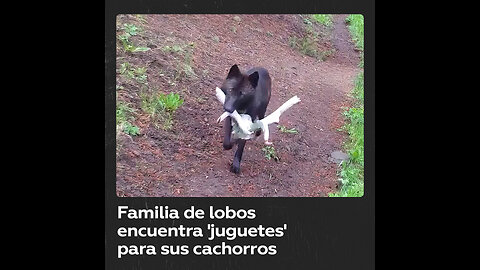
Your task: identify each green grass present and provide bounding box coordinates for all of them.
[329,14,364,197]
[345,14,364,67]
[135,15,147,24]
[289,36,318,58]
[311,14,333,27]
[330,71,364,197]
[162,42,197,81]
[116,17,189,137]
[141,91,184,130]
[289,14,334,61]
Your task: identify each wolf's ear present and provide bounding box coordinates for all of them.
[248,71,259,88]
[227,64,241,79]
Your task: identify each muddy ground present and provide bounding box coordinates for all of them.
[115,14,360,197]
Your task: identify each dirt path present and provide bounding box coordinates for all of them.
[115,14,360,197]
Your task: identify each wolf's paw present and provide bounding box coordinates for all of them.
[223,142,233,150]
[230,164,241,174]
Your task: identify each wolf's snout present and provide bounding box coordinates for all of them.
[223,104,235,113]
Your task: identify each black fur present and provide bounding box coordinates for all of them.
[220,64,272,174]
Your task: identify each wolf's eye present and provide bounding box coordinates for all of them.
[239,91,243,95]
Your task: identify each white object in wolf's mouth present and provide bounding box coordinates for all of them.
[217,111,230,123]
[215,87,300,143]
[215,87,225,104]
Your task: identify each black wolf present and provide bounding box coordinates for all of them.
[219,64,272,174]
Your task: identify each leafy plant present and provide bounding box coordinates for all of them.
[117,23,150,53]
[123,23,140,36]
[131,47,150,52]
[158,92,184,112]
[116,101,135,125]
[278,125,298,134]
[116,101,140,136]
[134,67,148,84]
[118,63,148,84]
[119,62,131,74]
[122,122,140,136]
[262,146,279,161]
[118,34,150,53]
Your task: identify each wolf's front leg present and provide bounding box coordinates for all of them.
[231,139,246,174]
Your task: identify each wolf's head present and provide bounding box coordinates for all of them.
[220,64,259,113]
